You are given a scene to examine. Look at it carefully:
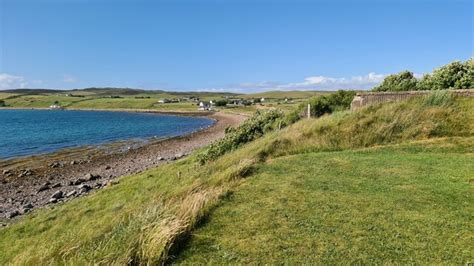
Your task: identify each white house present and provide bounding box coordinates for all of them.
[49,104,63,110]
[198,101,212,111]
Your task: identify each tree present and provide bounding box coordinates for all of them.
[429,60,472,90]
[416,74,435,91]
[0,100,5,107]
[372,71,418,92]
[214,99,228,107]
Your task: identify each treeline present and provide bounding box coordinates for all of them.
[373,58,473,92]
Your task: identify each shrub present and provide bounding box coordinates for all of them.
[197,110,284,164]
[416,74,435,91]
[372,71,418,92]
[284,109,301,125]
[377,58,473,91]
[307,90,356,117]
[428,60,473,90]
[214,99,228,107]
[0,100,5,107]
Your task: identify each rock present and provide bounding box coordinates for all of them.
[49,162,61,168]
[95,183,103,189]
[85,173,100,181]
[6,210,19,219]
[105,165,111,170]
[157,157,164,161]
[51,190,63,199]
[66,190,77,197]
[51,183,62,188]
[2,169,11,175]
[18,169,33,178]
[20,203,33,214]
[176,153,184,158]
[70,160,77,165]
[77,184,92,193]
[73,178,86,185]
[170,156,177,161]
[49,198,58,204]
[37,182,51,193]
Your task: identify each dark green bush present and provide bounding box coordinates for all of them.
[307,90,356,117]
[372,71,418,92]
[215,99,228,107]
[197,110,284,164]
[375,58,473,91]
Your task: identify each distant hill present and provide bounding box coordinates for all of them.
[239,90,332,99]
[1,88,338,98]
[2,89,64,94]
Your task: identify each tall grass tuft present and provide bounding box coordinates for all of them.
[423,90,455,107]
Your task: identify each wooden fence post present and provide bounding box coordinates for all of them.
[307,104,311,119]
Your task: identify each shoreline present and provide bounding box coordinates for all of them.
[0,106,217,117]
[0,111,247,221]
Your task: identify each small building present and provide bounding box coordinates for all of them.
[198,101,212,111]
[49,104,63,110]
[158,98,171,104]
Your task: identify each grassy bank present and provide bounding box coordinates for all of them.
[176,138,474,264]
[1,96,472,264]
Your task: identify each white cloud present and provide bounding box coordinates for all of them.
[0,73,29,90]
[220,72,389,93]
[280,72,387,91]
[63,74,78,83]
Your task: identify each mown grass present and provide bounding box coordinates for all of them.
[175,138,474,264]
[0,97,472,264]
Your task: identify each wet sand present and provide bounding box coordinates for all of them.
[0,111,246,221]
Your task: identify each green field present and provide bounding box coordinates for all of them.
[0,96,472,264]
[0,88,321,112]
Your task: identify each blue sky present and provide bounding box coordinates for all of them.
[0,0,472,92]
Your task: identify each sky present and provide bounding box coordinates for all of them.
[0,0,472,92]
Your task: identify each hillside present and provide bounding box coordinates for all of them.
[0,88,310,113]
[239,90,330,100]
[0,96,473,264]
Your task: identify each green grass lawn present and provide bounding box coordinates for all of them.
[175,139,474,264]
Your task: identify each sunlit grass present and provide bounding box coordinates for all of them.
[176,139,474,264]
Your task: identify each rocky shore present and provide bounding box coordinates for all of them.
[0,112,246,223]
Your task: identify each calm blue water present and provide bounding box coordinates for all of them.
[0,110,214,159]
